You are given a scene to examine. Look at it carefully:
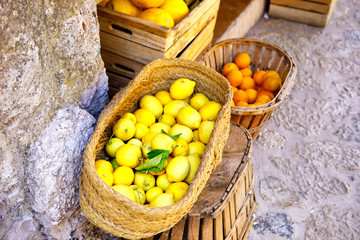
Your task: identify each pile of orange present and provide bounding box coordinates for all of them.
[222,52,282,108]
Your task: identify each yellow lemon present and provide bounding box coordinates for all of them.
[198,120,215,144]
[188,141,206,156]
[177,105,201,130]
[95,160,114,173]
[155,90,173,106]
[113,166,134,186]
[131,0,165,8]
[140,95,164,119]
[163,100,188,118]
[151,133,176,152]
[184,154,201,184]
[141,131,159,144]
[149,193,175,207]
[105,137,125,158]
[199,101,222,121]
[172,137,188,157]
[134,123,150,140]
[141,141,152,158]
[159,0,189,24]
[96,167,114,186]
[134,108,156,127]
[116,144,142,168]
[149,122,171,134]
[169,78,196,100]
[165,182,189,202]
[112,118,136,141]
[158,113,176,126]
[137,8,174,28]
[170,124,194,143]
[146,186,163,203]
[193,129,199,142]
[112,184,136,202]
[190,93,210,111]
[105,0,141,17]
[122,112,137,125]
[130,185,146,205]
[156,173,172,191]
[127,138,142,149]
[166,156,190,182]
[148,157,169,176]
[134,172,156,191]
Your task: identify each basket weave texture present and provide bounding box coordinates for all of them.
[79,58,232,239]
[199,38,297,139]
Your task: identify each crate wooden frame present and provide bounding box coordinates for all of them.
[79,58,232,239]
[199,38,297,140]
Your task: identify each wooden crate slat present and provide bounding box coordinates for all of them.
[188,216,201,240]
[170,217,187,240]
[201,217,213,240]
[271,0,330,14]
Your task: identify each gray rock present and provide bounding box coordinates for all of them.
[253,212,294,238]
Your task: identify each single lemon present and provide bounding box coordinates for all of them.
[198,120,215,144]
[95,160,114,173]
[137,8,174,28]
[177,105,201,130]
[199,101,222,121]
[190,93,210,111]
[163,100,188,118]
[184,154,201,184]
[158,113,176,126]
[140,95,164,119]
[96,167,114,186]
[113,166,134,186]
[112,184,136,202]
[193,129,199,142]
[146,186,163,203]
[165,182,189,202]
[105,0,141,17]
[127,138,142,149]
[159,0,189,24]
[130,185,146,205]
[105,137,125,158]
[141,141,152,158]
[149,193,175,207]
[134,108,156,127]
[122,112,137,125]
[166,156,190,182]
[188,141,206,156]
[113,118,136,141]
[134,123,150,140]
[169,78,196,100]
[170,124,194,143]
[134,172,156,191]
[155,90,173,106]
[151,133,176,152]
[172,137,188,157]
[141,131,159,144]
[131,0,165,9]
[116,144,141,168]
[156,173,172,191]
[149,122,171,134]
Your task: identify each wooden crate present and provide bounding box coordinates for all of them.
[269,0,338,27]
[140,122,257,240]
[97,0,220,98]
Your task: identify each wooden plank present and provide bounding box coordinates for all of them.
[188,216,200,240]
[228,196,237,240]
[222,205,232,239]
[214,214,223,240]
[170,217,187,240]
[201,217,213,240]
[159,229,170,240]
[271,0,330,14]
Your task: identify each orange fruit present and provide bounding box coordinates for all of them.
[255,95,272,105]
[226,70,243,87]
[231,86,238,95]
[233,90,248,103]
[231,100,235,106]
[239,77,256,90]
[138,8,174,28]
[245,89,257,104]
[131,0,165,8]
[257,86,265,93]
[235,101,248,107]
[253,70,266,86]
[263,70,280,80]
[222,62,239,76]
[263,75,282,92]
[257,90,274,100]
[235,52,251,68]
[240,67,253,78]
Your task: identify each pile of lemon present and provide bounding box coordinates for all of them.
[98,0,190,28]
[95,78,222,207]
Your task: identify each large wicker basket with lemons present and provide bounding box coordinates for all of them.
[79,58,232,239]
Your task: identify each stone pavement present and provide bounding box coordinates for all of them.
[222,0,360,239]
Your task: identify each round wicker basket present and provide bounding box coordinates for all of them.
[79,58,232,239]
[199,38,297,139]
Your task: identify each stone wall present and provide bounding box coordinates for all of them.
[0,0,108,239]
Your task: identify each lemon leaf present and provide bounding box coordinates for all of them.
[135,150,170,172]
[161,129,182,141]
[147,149,168,159]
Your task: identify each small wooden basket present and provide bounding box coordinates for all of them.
[79,58,232,239]
[199,38,297,140]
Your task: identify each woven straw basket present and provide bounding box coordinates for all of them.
[79,58,232,239]
[199,38,297,139]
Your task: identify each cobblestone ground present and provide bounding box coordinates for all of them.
[245,0,360,239]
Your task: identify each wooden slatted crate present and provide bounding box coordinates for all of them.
[97,0,220,98]
[269,0,338,27]
[139,122,257,240]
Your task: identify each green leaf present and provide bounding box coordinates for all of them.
[135,154,162,171]
[161,129,182,141]
[135,150,170,172]
[147,149,168,159]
